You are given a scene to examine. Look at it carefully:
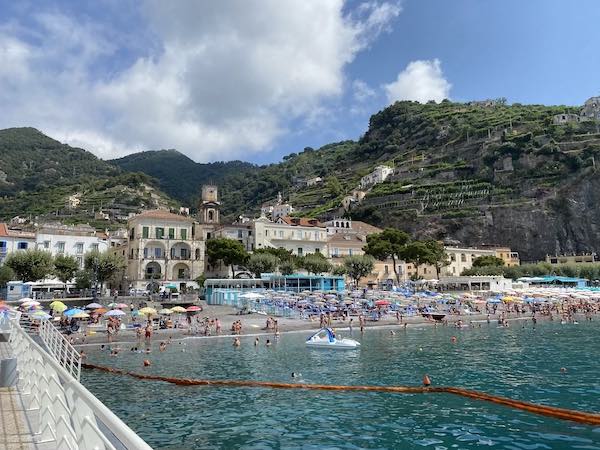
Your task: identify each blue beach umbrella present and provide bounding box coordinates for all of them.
[64,308,85,316]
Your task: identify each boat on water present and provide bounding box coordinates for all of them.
[306,327,361,349]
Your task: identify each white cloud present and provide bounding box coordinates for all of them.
[384,59,451,104]
[0,1,401,161]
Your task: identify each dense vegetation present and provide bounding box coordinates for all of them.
[0,128,176,224]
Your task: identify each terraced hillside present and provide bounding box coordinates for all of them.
[0,128,177,228]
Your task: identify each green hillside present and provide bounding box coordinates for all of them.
[0,128,177,227]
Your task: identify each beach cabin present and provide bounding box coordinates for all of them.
[203,274,345,304]
[518,276,587,288]
[6,281,32,302]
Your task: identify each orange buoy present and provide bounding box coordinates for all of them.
[423,375,431,387]
[143,359,151,367]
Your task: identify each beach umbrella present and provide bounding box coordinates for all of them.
[31,310,51,320]
[116,303,129,309]
[94,308,108,314]
[375,300,390,306]
[51,303,67,313]
[86,302,104,309]
[487,298,501,304]
[159,308,173,315]
[72,312,90,319]
[50,300,65,308]
[64,308,84,316]
[19,297,35,303]
[21,300,40,307]
[139,307,157,316]
[186,306,202,312]
[107,302,118,308]
[170,306,186,313]
[105,309,126,317]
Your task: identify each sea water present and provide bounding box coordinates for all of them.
[82,320,600,449]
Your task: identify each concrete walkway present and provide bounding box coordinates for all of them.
[0,341,37,450]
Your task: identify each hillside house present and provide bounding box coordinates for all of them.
[552,113,580,125]
[580,96,600,121]
[359,165,394,189]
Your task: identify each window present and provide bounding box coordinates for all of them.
[384,265,389,273]
[142,226,149,238]
[169,228,175,239]
[333,248,339,256]
[17,242,28,250]
[315,248,321,254]
[0,241,5,252]
[314,232,319,240]
[181,248,189,259]
[181,229,187,240]
[460,253,466,262]
[348,249,353,256]
[155,227,164,239]
[143,248,148,258]
[129,228,135,240]
[76,256,83,268]
[91,243,99,252]
[178,268,186,279]
[208,210,214,221]
[279,230,284,238]
[154,247,162,258]
[57,242,65,253]
[75,243,84,254]
[297,248,303,256]
[450,254,456,262]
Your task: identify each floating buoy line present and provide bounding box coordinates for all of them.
[82,363,600,426]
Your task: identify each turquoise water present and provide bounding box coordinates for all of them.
[82,320,600,449]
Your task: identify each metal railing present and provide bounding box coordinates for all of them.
[38,317,82,381]
[5,310,153,450]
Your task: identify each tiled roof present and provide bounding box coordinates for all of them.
[278,216,324,228]
[0,223,35,238]
[133,210,194,222]
[351,221,382,235]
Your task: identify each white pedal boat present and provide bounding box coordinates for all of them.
[306,328,360,349]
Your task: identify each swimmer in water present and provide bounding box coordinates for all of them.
[254,337,259,346]
[266,339,272,347]
[390,330,396,336]
[233,337,241,347]
[451,336,457,343]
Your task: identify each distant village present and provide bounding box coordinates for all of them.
[4,177,599,300]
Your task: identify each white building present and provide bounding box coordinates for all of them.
[253,216,328,256]
[306,177,323,187]
[35,223,108,269]
[272,202,294,220]
[0,223,36,265]
[359,165,394,189]
[214,224,254,252]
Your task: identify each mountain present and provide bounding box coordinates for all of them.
[114,99,600,261]
[0,128,177,227]
[110,150,256,207]
[6,97,600,261]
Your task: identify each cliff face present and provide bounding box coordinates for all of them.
[379,172,600,262]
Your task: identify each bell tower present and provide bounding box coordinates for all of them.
[198,185,220,224]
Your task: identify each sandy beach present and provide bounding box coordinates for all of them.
[72,300,539,348]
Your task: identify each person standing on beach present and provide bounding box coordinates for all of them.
[145,322,153,341]
[215,318,222,334]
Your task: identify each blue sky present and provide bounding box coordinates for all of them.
[0,1,598,164]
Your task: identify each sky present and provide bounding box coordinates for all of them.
[0,0,599,164]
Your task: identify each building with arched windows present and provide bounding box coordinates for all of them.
[118,209,205,292]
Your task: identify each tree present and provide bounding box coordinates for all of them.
[400,241,431,279]
[300,253,332,275]
[206,238,249,278]
[0,265,14,287]
[343,255,375,287]
[84,251,127,292]
[422,240,449,278]
[331,265,347,276]
[246,253,279,277]
[326,176,343,197]
[74,270,92,290]
[279,260,296,275]
[4,249,53,282]
[363,228,410,285]
[472,255,505,268]
[54,254,79,295]
[254,247,294,263]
